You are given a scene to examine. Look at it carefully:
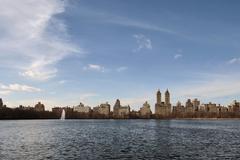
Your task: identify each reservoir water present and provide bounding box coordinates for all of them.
[0,119,240,159]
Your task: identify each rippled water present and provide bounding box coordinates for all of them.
[1,120,240,159]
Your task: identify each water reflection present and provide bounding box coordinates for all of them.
[0,120,240,159]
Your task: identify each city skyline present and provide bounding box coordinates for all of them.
[1,0,240,110]
[0,89,238,113]
[1,89,240,119]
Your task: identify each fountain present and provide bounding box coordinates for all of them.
[60,109,65,120]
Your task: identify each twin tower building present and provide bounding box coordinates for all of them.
[155,89,172,118]
[111,89,172,118]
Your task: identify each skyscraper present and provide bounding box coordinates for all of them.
[165,89,170,105]
[155,89,171,118]
[156,89,161,104]
[0,98,3,108]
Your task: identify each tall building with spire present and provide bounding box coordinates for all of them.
[156,89,161,104]
[0,98,3,108]
[165,89,170,105]
[155,89,172,118]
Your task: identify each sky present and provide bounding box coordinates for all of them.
[0,0,240,111]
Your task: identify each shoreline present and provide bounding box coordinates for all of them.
[1,118,240,120]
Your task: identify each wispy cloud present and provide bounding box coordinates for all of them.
[175,72,240,100]
[133,34,152,52]
[83,64,105,72]
[0,83,41,95]
[58,80,67,84]
[76,7,181,36]
[0,0,82,81]
[116,66,128,72]
[174,54,183,59]
[227,57,240,64]
[108,16,176,35]
[0,90,12,96]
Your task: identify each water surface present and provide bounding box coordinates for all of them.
[0,119,240,159]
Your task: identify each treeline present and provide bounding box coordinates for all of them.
[0,108,57,120]
[1,107,240,119]
[0,108,112,119]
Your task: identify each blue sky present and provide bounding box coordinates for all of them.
[0,0,240,111]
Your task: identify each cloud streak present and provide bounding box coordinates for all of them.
[227,57,240,64]
[174,54,182,59]
[76,7,181,36]
[83,64,105,72]
[0,0,81,81]
[0,83,41,95]
[175,72,240,100]
[108,16,177,35]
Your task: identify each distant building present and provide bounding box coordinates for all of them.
[228,100,240,112]
[19,105,34,110]
[113,99,130,118]
[130,110,140,118]
[93,102,110,118]
[52,107,62,114]
[0,98,3,108]
[205,102,218,113]
[52,106,73,118]
[185,99,194,113]
[139,101,152,118]
[0,98,6,108]
[192,98,200,111]
[34,102,45,112]
[218,105,228,113]
[172,101,184,116]
[155,89,171,118]
[73,102,91,113]
[199,103,227,114]
[199,104,205,112]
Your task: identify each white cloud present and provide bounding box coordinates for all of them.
[83,64,105,72]
[0,83,41,95]
[174,73,240,100]
[0,0,81,81]
[0,90,12,96]
[116,66,128,72]
[20,68,58,81]
[227,57,240,64]
[133,34,152,52]
[174,54,182,59]
[58,80,66,84]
